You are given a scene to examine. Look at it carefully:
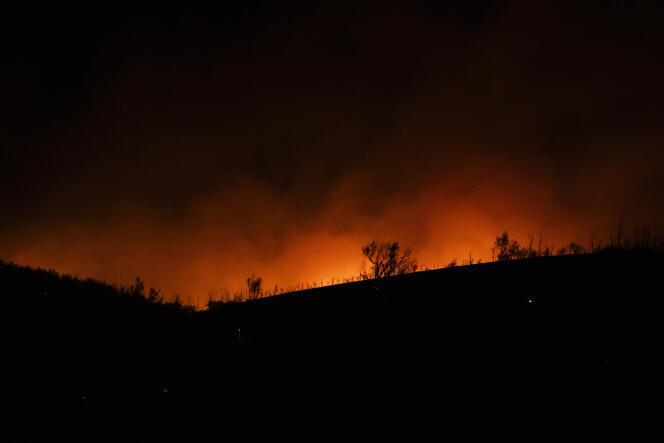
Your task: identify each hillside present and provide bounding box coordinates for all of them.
[7,250,664,365]
[5,251,664,440]
[200,250,664,356]
[2,261,191,407]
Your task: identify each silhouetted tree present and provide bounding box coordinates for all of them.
[172,294,183,308]
[129,277,145,298]
[568,242,585,255]
[493,231,525,261]
[360,241,417,279]
[247,275,263,300]
[147,287,163,304]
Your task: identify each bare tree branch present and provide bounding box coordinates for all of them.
[361,241,417,280]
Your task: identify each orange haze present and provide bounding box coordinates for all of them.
[3,4,664,305]
[6,156,658,306]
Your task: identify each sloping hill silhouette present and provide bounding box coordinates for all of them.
[193,250,664,440]
[5,251,664,440]
[201,250,664,357]
[3,261,191,411]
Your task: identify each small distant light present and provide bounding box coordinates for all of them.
[162,387,168,393]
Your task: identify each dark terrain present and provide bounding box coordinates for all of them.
[5,251,664,441]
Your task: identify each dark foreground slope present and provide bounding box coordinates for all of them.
[193,250,664,440]
[3,263,189,399]
[5,251,664,441]
[202,249,664,358]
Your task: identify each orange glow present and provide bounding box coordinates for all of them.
[2,4,663,310]
[6,156,650,307]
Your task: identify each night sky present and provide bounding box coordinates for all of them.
[2,2,663,302]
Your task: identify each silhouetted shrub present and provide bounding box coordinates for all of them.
[129,277,145,298]
[247,275,263,300]
[148,287,164,304]
[568,242,585,255]
[360,241,417,279]
[493,231,526,260]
